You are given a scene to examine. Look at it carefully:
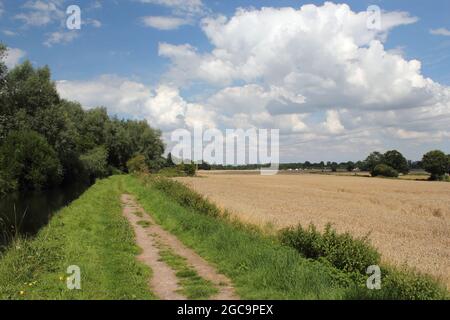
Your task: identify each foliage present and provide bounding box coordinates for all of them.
[371,164,399,178]
[80,146,109,180]
[330,162,338,172]
[148,176,221,218]
[166,153,175,168]
[384,150,409,174]
[0,43,7,89]
[0,59,165,192]
[346,161,355,172]
[126,154,148,174]
[279,224,380,274]
[182,162,197,177]
[422,150,449,181]
[0,130,62,190]
[365,152,385,175]
[2,61,60,116]
[157,167,186,177]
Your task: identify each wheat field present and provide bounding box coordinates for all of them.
[178,171,450,287]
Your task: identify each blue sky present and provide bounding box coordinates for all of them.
[1,1,450,162]
[2,0,450,84]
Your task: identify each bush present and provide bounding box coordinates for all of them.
[422,150,448,181]
[182,162,197,177]
[126,154,148,174]
[0,130,62,190]
[80,146,109,179]
[379,267,447,300]
[279,224,380,274]
[371,164,399,178]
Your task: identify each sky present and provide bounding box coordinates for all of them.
[1,0,450,163]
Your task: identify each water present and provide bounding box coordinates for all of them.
[0,182,91,249]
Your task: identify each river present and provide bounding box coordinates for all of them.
[0,182,91,250]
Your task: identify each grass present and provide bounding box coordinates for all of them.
[1,174,446,300]
[123,175,364,299]
[125,175,448,300]
[137,220,152,228]
[157,242,218,299]
[0,176,154,300]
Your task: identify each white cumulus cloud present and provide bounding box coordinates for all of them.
[3,47,27,69]
[141,16,190,30]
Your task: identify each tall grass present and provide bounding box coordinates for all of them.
[136,175,447,300]
[0,206,28,253]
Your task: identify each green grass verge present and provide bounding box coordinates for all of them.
[157,243,218,300]
[0,176,154,300]
[125,175,448,300]
[123,175,363,299]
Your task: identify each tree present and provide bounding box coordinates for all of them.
[80,146,109,180]
[0,130,62,190]
[365,152,385,176]
[182,162,197,177]
[166,153,175,168]
[0,58,166,192]
[346,161,356,172]
[448,155,450,175]
[105,118,133,171]
[3,61,60,116]
[0,43,7,89]
[126,154,148,174]
[384,150,409,174]
[331,162,338,172]
[422,150,448,181]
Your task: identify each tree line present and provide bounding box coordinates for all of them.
[200,149,450,181]
[0,44,165,195]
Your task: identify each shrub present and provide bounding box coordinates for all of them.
[372,164,399,178]
[422,150,448,181]
[0,130,62,190]
[183,162,197,177]
[379,267,447,300]
[279,224,380,274]
[80,146,109,179]
[126,154,148,174]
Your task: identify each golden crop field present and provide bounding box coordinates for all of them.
[178,171,450,287]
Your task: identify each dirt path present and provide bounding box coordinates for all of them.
[121,194,238,300]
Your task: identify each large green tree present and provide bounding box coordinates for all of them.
[0,57,166,192]
[422,150,448,181]
[365,152,385,175]
[384,150,409,174]
[3,61,59,116]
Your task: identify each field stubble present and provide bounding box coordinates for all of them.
[177,172,450,287]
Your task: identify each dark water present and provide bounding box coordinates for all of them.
[0,182,91,249]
